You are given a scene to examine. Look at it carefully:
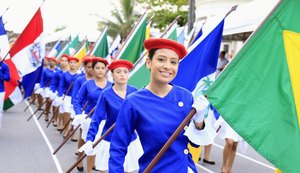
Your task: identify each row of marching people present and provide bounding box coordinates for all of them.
[31,37,242,173]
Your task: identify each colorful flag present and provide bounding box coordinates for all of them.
[172,19,224,95]
[9,8,44,99]
[0,16,22,110]
[47,38,62,57]
[115,12,147,64]
[109,34,121,59]
[90,26,109,58]
[57,35,79,58]
[206,1,300,172]
[74,38,89,63]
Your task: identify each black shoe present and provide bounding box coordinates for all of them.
[198,157,201,162]
[71,138,78,142]
[203,158,215,165]
[76,166,84,171]
[92,167,99,171]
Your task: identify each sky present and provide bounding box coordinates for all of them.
[0,0,120,42]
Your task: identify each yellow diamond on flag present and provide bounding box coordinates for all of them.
[283,30,300,127]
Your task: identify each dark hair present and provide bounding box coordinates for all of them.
[83,62,89,66]
[92,61,107,69]
[148,48,158,60]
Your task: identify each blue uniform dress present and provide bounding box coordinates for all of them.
[109,85,198,173]
[71,75,88,112]
[87,84,141,171]
[40,68,56,98]
[73,80,112,141]
[49,68,62,93]
[0,62,10,92]
[57,71,80,113]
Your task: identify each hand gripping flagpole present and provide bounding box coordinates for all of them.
[64,123,116,173]
[52,105,95,155]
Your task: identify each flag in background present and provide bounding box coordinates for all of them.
[74,38,89,63]
[90,26,109,58]
[177,26,185,46]
[108,34,121,59]
[115,11,147,64]
[0,16,10,58]
[0,16,22,110]
[172,18,224,162]
[46,38,62,57]
[8,8,44,99]
[57,35,79,58]
[172,19,224,95]
[206,0,300,172]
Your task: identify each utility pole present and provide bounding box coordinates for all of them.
[187,0,195,33]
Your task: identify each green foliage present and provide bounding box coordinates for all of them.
[137,0,188,31]
[54,25,66,32]
[97,0,139,40]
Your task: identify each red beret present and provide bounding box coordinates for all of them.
[144,38,187,59]
[82,55,95,63]
[108,59,133,71]
[61,54,69,60]
[45,56,57,62]
[92,57,108,66]
[68,56,79,62]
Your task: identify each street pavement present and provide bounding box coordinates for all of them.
[0,101,276,173]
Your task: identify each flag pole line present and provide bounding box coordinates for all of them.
[52,106,95,155]
[132,15,182,67]
[114,6,150,59]
[64,123,116,173]
[143,108,196,172]
[89,25,108,55]
[0,7,9,18]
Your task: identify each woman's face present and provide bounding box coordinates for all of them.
[68,60,77,70]
[49,59,56,67]
[93,62,107,79]
[84,62,93,76]
[111,67,129,85]
[146,48,179,84]
[60,57,68,68]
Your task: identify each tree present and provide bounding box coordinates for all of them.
[97,0,140,40]
[137,0,188,31]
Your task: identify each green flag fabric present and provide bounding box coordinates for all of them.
[206,1,300,172]
[116,14,147,64]
[91,27,109,58]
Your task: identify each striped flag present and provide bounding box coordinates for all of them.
[0,16,22,110]
[90,26,109,58]
[8,8,44,99]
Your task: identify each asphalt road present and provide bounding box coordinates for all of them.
[0,101,276,173]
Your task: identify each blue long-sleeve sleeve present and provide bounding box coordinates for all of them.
[39,69,45,88]
[109,99,135,172]
[73,82,88,115]
[86,92,107,142]
[0,62,10,92]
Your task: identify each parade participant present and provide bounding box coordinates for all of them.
[82,59,142,173]
[34,58,49,108]
[50,54,69,128]
[108,38,208,172]
[57,56,80,137]
[71,55,95,117]
[72,56,111,172]
[39,56,57,121]
[0,59,10,129]
[216,117,243,173]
